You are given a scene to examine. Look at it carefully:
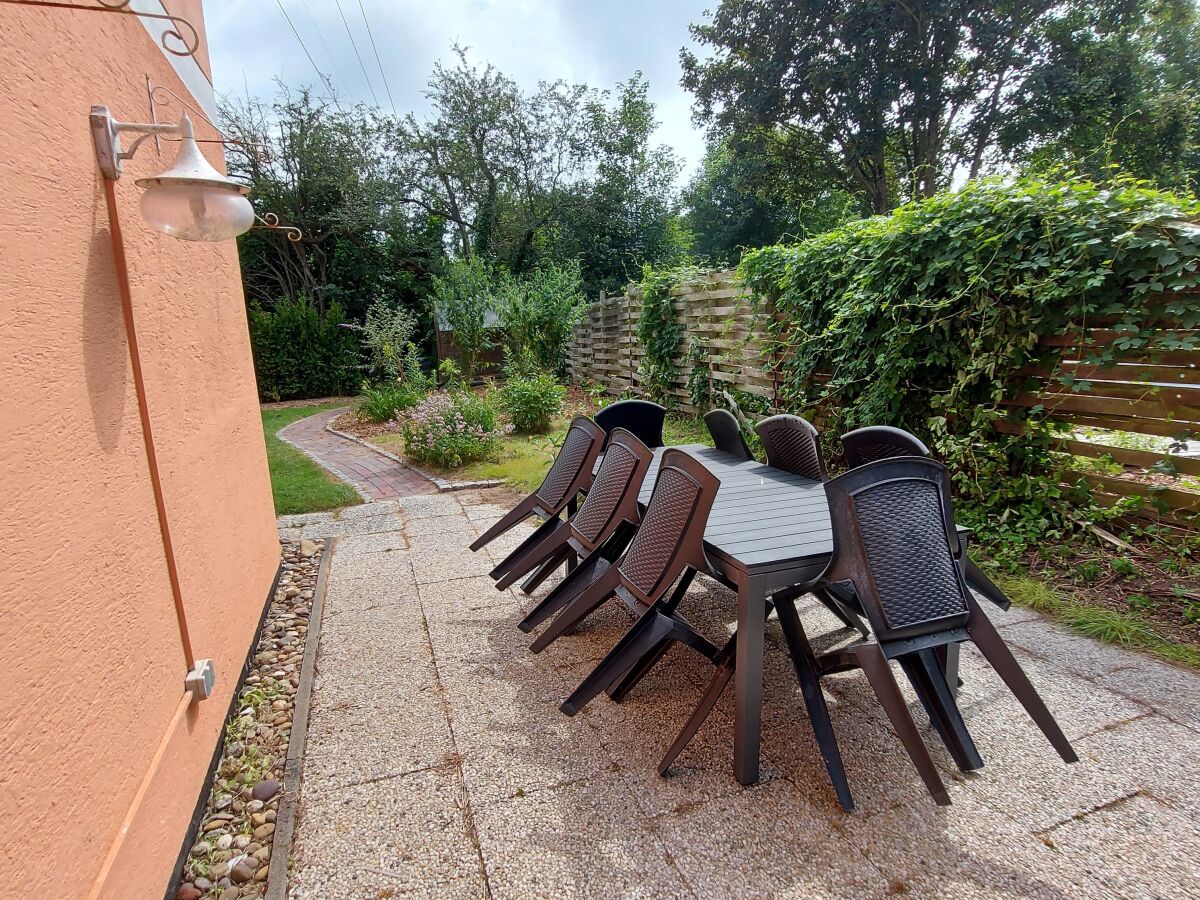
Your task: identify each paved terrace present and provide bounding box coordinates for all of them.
[280,492,1199,899]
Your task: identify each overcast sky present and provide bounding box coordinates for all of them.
[205,0,714,182]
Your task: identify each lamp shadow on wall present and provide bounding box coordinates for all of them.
[83,221,128,452]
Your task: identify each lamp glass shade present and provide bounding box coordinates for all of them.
[139,183,255,242]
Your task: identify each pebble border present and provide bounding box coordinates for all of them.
[263,538,334,900]
[174,540,324,900]
[324,423,504,493]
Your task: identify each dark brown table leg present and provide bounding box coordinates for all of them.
[734,575,768,786]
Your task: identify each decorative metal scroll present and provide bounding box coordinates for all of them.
[254,213,302,242]
[0,0,201,58]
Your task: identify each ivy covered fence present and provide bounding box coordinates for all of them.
[567,175,1200,529]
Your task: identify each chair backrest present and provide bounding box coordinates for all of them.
[569,428,653,552]
[704,408,753,461]
[821,457,970,642]
[841,425,930,469]
[533,416,605,512]
[755,414,826,480]
[618,449,719,604]
[594,399,666,449]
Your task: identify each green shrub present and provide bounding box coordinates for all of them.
[740,174,1200,546]
[248,296,360,401]
[349,300,419,381]
[500,372,566,433]
[359,382,425,423]
[437,357,463,389]
[636,264,688,405]
[498,261,586,376]
[401,392,507,467]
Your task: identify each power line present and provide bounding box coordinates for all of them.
[301,0,349,92]
[334,0,380,107]
[357,0,396,116]
[273,0,341,106]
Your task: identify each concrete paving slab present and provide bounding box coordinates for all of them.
[472,775,694,899]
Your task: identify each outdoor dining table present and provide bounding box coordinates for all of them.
[616,443,970,786]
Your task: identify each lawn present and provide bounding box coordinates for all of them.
[262,403,361,516]
[370,413,713,495]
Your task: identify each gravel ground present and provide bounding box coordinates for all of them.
[282,492,1200,899]
[175,539,323,900]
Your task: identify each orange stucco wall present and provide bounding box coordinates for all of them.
[0,3,280,897]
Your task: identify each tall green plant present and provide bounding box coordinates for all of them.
[498,261,586,376]
[431,257,497,379]
[351,300,419,381]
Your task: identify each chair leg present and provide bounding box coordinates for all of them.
[494,526,573,591]
[660,635,737,775]
[519,549,569,596]
[606,638,672,702]
[560,609,676,716]
[965,557,1011,611]
[812,587,870,638]
[489,515,564,583]
[517,552,607,634]
[469,495,540,552]
[852,643,950,806]
[776,599,855,813]
[898,649,983,772]
[965,602,1078,763]
[529,565,623,653]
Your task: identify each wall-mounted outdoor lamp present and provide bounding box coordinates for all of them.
[88,100,297,711]
[90,107,255,241]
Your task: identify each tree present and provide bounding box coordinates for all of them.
[544,74,692,294]
[394,47,594,268]
[396,55,688,295]
[682,1,1054,214]
[1000,0,1200,189]
[222,88,443,328]
[683,139,858,263]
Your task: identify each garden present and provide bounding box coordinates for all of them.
[254,173,1200,676]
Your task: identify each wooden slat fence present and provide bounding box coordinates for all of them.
[568,271,780,415]
[568,273,1200,524]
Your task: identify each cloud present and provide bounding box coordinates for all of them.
[204,0,711,180]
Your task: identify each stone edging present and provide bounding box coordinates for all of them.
[324,423,504,493]
[264,537,334,900]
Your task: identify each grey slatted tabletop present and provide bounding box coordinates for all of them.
[639,445,836,574]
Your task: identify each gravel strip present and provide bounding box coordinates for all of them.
[174,539,324,900]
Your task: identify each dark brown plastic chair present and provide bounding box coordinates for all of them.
[663,457,1078,811]
[753,413,866,636]
[524,450,723,716]
[841,425,930,468]
[704,408,753,461]
[755,414,826,479]
[595,399,666,449]
[840,425,1010,612]
[492,428,653,596]
[469,416,604,555]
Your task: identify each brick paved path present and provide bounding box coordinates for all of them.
[279,407,437,500]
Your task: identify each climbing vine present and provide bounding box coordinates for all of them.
[635,264,689,405]
[685,337,711,409]
[740,174,1200,540]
